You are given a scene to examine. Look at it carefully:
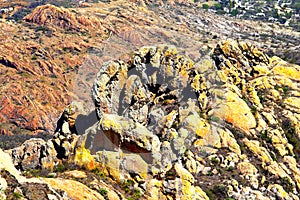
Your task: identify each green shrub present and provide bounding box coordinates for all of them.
[13,192,23,199]
[121,179,135,193]
[99,188,108,196]
[282,119,300,161]
[259,130,271,143]
[202,4,209,9]
[91,167,105,178]
[281,177,294,193]
[53,163,66,173]
[209,116,220,123]
[214,3,222,10]
[31,55,37,60]
[210,157,219,165]
[132,189,141,199]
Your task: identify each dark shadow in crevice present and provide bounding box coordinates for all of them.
[74,110,99,135]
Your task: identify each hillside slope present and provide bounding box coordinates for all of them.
[0,0,299,138]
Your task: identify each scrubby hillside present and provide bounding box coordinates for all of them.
[0,0,299,138]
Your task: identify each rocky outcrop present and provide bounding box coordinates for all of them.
[1,39,299,199]
[82,40,300,199]
[23,4,105,33]
[2,39,300,199]
[1,0,299,198]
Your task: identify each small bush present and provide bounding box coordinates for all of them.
[91,167,105,179]
[210,157,219,165]
[132,189,141,199]
[209,116,220,123]
[122,180,134,193]
[259,130,271,143]
[281,177,294,193]
[31,55,37,60]
[13,192,23,199]
[53,163,66,173]
[282,119,300,161]
[202,4,209,9]
[99,188,108,196]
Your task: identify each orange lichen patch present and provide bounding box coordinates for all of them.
[43,178,104,200]
[213,90,256,132]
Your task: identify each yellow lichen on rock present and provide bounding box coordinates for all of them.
[44,178,105,200]
[284,97,300,113]
[174,163,197,200]
[267,184,290,199]
[272,60,300,80]
[74,146,96,170]
[147,179,166,200]
[195,58,215,74]
[183,114,210,138]
[100,114,125,133]
[253,64,271,76]
[63,170,87,179]
[267,162,289,180]
[237,162,258,176]
[243,139,272,164]
[195,186,210,200]
[218,128,241,155]
[96,151,121,181]
[193,138,206,147]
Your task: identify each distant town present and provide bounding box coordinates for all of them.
[197,0,299,30]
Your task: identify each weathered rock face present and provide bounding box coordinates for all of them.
[90,45,203,174]
[85,40,300,199]
[6,138,57,171]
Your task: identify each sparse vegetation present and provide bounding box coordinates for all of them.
[204,184,228,200]
[259,130,272,143]
[31,55,37,60]
[120,179,141,199]
[91,167,105,179]
[210,157,219,165]
[281,177,294,193]
[13,192,23,199]
[23,169,43,178]
[99,188,108,196]
[282,119,300,161]
[122,179,134,193]
[209,116,220,123]
[53,163,66,173]
[202,4,209,10]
